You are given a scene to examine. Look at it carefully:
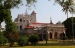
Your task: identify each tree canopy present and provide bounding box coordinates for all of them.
[63,17,75,39]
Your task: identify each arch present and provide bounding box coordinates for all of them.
[50,32,52,39]
[43,30,48,40]
[20,25,22,30]
[54,32,58,39]
[43,30,47,34]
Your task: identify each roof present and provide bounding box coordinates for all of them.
[31,22,49,24]
[30,23,49,28]
[27,26,34,29]
[31,11,36,14]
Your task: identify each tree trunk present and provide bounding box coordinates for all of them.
[67,11,68,19]
[72,13,74,40]
[67,11,70,38]
[0,22,1,31]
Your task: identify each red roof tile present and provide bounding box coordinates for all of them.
[27,26,34,28]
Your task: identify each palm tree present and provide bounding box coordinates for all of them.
[55,0,74,17]
[55,0,75,38]
[61,0,75,39]
[62,0,74,19]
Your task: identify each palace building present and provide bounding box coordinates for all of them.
[14,10,66,40]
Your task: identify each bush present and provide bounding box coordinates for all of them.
[60,33,67,40]
[28,34,39,45]
[17,36,28,46]
[0,32,8,45]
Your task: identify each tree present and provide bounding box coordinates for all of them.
[70,5,75,40]
[0,0,37,26]
[43,30,48,44]
[8,31,19,47]
[28,34,39,45]
[61,0,74,19]
[61,0,75,39]
[63,17,75,39]
[0,31,8,45]
[0,0,37,46]
[55,0,74,6]
[0,0,37,29]
[4,22,19,47]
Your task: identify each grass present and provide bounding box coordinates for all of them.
[1,46,75,48]
[0,40,75,48]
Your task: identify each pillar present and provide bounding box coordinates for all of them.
[47,31,50,40]
[52,32,54,39]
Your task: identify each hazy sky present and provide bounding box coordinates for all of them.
[2,0,73,28]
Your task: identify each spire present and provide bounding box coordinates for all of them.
[25,9,28,15]
[50,17,53,24]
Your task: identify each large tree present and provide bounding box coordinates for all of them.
[62,0,74,19]
[56,0,75,39]
[0,0,37,27]
[63,17,75,39]
[0,0,37,46]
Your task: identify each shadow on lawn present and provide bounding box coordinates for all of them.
[1,42,75,48]
[28,42,75,46]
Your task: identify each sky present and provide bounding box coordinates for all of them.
[1,0,73,28]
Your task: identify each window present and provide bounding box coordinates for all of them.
[20,19,22,22]
[23,20,25,22]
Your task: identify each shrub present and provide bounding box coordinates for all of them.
[28,34,39,45]
[60,32,67,40]
[7,31,19,47]
[17,36,28,46]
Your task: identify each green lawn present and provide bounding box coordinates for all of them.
[0,40,75,48]
[0,46,75,48]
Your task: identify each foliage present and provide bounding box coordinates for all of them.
[43,30,48,44]
[28,34,39,45]
[5,31,19,47]
[0,0,36,47]
[0,31,8,45]
[63,17,75,39]
[4,21,19,46]
[26,0,37,7]
[0,0,37,27]
[55,0,74,6]
[62,0,75,18]
[17,36,28,46]
[5,22,18,32]
[0,0,22,9]
[4,22,19,47]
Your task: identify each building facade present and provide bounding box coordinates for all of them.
[14,10,66,40]
[14,10,36,31]
[26,22,65,40]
